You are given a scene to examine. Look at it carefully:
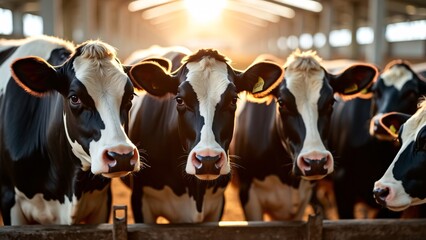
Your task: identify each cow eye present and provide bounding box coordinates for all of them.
[69,95,81,106]
[175,96,184,106]
[230,96,238,106]
[277,99,284,107]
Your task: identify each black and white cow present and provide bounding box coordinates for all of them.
[125,45,191,72]
[329,60,426,219]
[230,50,378,221]
[126,48,283,223]
[373,101,426,211]
[0,36,146,225]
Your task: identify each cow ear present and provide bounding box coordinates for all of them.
[142,57,172,73]
[330,64,378,99]
[11,57,59,97]
[378,112,411,139]
[235,62,283,98]
[128,61,179,96]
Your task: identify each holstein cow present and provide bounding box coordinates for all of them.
[373,101,426,211]
[126,48,283,223]
[329,60,426,218]
[230,50,378,221]
[125,45,192,72]
[0,36,146,225]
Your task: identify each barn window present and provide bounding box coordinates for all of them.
[329,29,351,47]
[0,8,13,35]
[356,27,374,45]
[386,20,426,42]
[23,13,43,36]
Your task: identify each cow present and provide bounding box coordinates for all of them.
[373,100,426,211]
[125,48,283,223]
[124,45,192,72]
[230,50,378,221]
[0,36,148,225]
[329,59,426,219]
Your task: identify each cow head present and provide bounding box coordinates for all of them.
[129,49,283,180]
[370,60,426,140]
[373,102,426,211]
[10,40,147,178]
[266,50,378,180]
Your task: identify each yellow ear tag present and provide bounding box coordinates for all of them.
[344,83,358,94]
[360,88,369,94]
[389,124,397,134]
[253,77,265,93]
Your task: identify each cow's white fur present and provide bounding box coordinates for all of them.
[374,101,426,210]
[244,175,313,220]
[0,35,74,96]
[381,65,413,91]
[11,186,109,225]
[184,57,231,179]
[68,41,140,175]
[284,51,334,179]
[141,185,224,223]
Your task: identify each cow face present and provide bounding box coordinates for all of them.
[370,60,426,140]
[373,103,426,211]
[10,40,145,178]
[273,50,378,180]
[130,49,283,180]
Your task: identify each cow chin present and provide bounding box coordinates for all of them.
[301,174,327,181]
[102,171,131,178]
[194,174,221,181]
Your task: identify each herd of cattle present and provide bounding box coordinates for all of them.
[0,35,425,225]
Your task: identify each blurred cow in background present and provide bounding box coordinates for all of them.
[329,60,426,219]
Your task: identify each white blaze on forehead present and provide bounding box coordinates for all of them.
[186,57,230,148]
[0,36,74,95]
[285,52,329,156]
[381,65,413,91]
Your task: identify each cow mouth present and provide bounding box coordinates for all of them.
[102,171,131,178]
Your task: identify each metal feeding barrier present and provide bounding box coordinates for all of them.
[1,205,426,240]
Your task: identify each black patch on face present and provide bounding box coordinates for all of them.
[176,81,203,151]
[393,126,426,199]
[212,84,238,151]
[277,82,306,158]
[317,81,335,147]
[121,80,135,132]
[62,73,104,156]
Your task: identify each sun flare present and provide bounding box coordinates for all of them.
[184,0,227,24]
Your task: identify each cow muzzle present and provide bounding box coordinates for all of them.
[187,150,228,180]
[373,187,389,207]
[296,152,333,180]
[102,148,140,178]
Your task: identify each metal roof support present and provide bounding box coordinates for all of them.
[40,0,63,37]
[367,0,386,68]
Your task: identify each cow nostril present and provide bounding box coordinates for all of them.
[373,187,390,206]
[193,154,222,174]
[193,155,203,169]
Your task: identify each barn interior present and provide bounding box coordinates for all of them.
[0,0,425,70]
[0,0,426,225]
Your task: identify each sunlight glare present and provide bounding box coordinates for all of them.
[184,0,226,24]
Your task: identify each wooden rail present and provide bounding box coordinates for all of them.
[0,206,426,240]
